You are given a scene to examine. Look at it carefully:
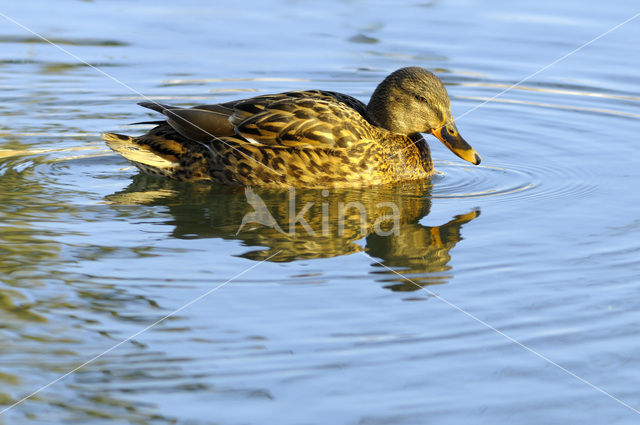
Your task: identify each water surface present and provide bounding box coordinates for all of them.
[1,0,640,424]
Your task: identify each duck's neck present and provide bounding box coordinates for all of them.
[410,133,432,169]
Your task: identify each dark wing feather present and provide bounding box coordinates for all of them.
[164,108,235,141]
[138,102,236,141]
[138,101,173,114]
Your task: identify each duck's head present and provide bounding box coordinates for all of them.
[367,67,481,165]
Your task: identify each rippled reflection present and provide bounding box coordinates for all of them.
[367,209,479,290]
[107,176,479,289]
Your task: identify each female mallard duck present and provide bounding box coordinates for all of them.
[103,67,480,188]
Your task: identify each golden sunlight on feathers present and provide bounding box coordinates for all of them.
[103,67,481,188]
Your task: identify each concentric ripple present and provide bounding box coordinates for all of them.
[431,159,598,202]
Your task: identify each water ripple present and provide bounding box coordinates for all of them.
[431,160,597,202]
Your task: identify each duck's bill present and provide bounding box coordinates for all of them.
[433,124,481,165]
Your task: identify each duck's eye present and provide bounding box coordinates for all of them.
[447,127,455,135]
[415,95,427,103]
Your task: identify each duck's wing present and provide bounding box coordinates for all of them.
[138,101,238,141]
[139,91,377,149]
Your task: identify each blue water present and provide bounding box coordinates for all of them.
[1,0,640,424]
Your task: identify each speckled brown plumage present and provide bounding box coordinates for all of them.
[103,67,480,188]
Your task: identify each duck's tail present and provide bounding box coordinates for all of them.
[102,132,178,178]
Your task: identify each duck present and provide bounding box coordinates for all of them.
[102,67,481,188]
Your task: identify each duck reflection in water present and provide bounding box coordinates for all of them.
[107,176,479,291]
